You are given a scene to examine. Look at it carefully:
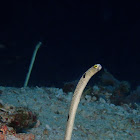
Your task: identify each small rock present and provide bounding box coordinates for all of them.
[43,128,49,136]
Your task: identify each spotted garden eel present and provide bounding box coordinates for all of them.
[64,64,102,140]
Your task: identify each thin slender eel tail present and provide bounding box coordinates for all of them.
[64,64,102,140]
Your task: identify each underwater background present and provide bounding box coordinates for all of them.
[0,0,140,139]
[0,0,140,88]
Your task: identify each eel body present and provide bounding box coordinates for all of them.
[64,64,102,140]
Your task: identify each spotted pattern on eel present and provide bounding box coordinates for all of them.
[64,64,102,140]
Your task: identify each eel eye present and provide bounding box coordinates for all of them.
[93,64,98,68]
